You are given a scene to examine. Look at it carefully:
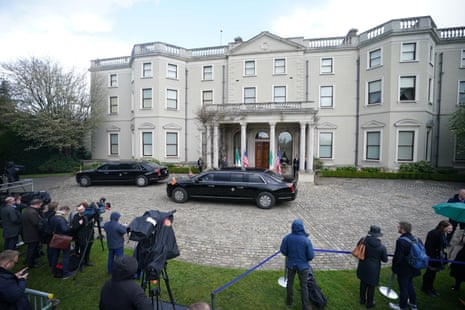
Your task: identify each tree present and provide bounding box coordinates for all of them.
[450,104,465,156]
[1,57,105,157]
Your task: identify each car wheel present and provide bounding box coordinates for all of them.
[136,175,148,187]
[256,192,275,209]
[172,187,188,203]
[79,176,91,187]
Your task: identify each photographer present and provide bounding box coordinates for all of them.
[4,162,24,183]
[71,202,94,270]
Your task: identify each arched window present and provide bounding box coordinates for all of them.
[255,131,269,140]
[278,131,292,164]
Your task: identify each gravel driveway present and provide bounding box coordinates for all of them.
[30,175,464,271]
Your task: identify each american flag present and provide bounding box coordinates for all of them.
[276,149,282,174]
[243,150,249,168]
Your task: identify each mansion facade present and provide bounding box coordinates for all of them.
[89,16,465,177]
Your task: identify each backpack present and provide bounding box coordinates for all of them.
[400,236,429,269]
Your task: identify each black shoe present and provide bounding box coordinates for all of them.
[360,300,366,305]
[366,304,375,309]
[422,288,437,297]
[84,262,94,266]
[431,289,440,297]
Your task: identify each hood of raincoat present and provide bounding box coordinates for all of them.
[112,256,138,281]
[291,219,309,236]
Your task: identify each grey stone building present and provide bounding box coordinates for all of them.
[89,16,465,179]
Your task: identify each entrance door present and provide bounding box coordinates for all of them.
[255,142,269,169]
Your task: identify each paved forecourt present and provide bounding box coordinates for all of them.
[32,175,464,272]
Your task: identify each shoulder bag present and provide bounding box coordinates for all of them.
[352,237,366,260]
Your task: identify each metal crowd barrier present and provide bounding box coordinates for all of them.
[25,288,60,310]
[0,178,34,193]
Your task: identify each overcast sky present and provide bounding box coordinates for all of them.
[0,0,464,72]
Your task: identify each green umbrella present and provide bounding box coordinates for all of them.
[432,202,465,222]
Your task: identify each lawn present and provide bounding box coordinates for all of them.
[8,240,465,310]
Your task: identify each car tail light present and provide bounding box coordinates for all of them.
[287,183,295,193]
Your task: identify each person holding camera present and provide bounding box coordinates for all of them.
[71,202,94,270]
[103,212,126,274]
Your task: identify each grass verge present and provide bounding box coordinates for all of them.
[9,241,465,309]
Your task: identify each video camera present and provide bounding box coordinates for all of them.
[127,210,179,281]
[85,197,111,222]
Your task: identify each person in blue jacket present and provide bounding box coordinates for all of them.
[0,249,31,310]
[280,219,314,310]
[103,212,127,274]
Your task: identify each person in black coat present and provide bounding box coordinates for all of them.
[50,206,75,278]
[389,221,422,310]
[99,255,152,310]
[422,220,452,297]
[356,225,388,308]
[0,249,31,310]
[1,197,22,250]
[21,199,43,268]
[450,246,465,290]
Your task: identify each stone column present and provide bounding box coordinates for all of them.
[307,124,314,172]
[206,125,212,169]
[213,124,219,169]
[299,122,306,173]
[241,122,247,165]
[269,122,276,170]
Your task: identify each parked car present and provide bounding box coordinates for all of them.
[166,168,297,209]
[76,161,169,187]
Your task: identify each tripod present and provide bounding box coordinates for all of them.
[141,263,176,310]
[73,216,102,280]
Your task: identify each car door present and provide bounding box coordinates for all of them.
[92,164,118,183]
[227,172,249,199]
[241,173,267,198]
[118,163,139,183]
[188,172,217,197]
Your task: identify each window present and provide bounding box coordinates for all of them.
[401,43,416,61]
[459,81,465,105]
[109,74,118,87]
[397,131,415,161]
[244,60,256,76]
[455,135,465,160]
[166,132,178,156]
[319,132,333,159]
[274,58,286,74]
[428,78,433,105]
[273,86,286,103]
[142,132,153,156]
[167,64,177,79]
[320,58,333,74]
[399,76,416,101]
[278,131,292,164]
[202,90,213,105]
[109,133,119,155]
[142,62,152,78]
[320,86,334,108]
[202,65,213,80]
[368,80,382,105]
[369,49,381,68]
[109,96,118,114]
[366,131,381,160]
[461,49,465,67]
[244,87,256,104]
[429,45,434,65]
[166,89,178,109]
[142,88,152,108]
